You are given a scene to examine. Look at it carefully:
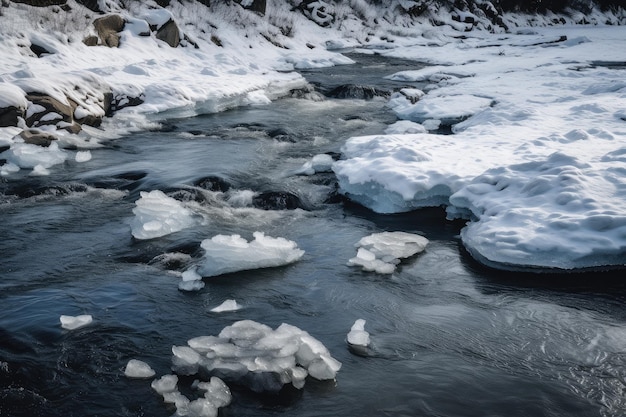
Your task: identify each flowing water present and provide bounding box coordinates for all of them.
[1,54,626,417]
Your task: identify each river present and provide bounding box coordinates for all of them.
[1,53,626,417]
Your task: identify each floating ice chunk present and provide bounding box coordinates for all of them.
[124,359,155,379]
[4,142,67,170]
[75,150,92,163]
[347,319,370,347]
[172,346,202,375]
[60,314,93,330]
[151,374,178,394]
[178,268,205,292]
[210,299,242,313]
[130,190,196,240]
[195,377,232,408]
[295,154,334,175]
[171,320,340,393]
[348,231,429,274]
[197,232,304,277]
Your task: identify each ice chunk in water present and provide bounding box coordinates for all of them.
[195,377,232,408]
[124,359,155,379]
[172,346,202,375]
[178,268,205,292]
[347,319,370,347]
[151,374,178,394]
[168,320,341,393]
[210,299,242,313]
[295,153,334,175]
[59,314,93,330]
[197,232,304,277]
[348,231,428,274]
[130,190,196,240]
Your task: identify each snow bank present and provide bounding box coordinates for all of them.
[170,320,341,393]
[197,232,304,277]
[336,26,626,272]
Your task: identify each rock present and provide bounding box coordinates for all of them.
[156,19,181,48]
[252,191,305,210]
[25,93,73,128]
[0,106,24,127]
[194,175,231,192]
[109,93,144,115]
[236,0,266,15]
[93,14,125,48]
[10,0,66,5]
[82,35,98,47]
[327,84,390,100]
[75,0,102,12]
[29,43,53,57]
[19,129,58,147]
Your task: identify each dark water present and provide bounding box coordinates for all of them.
[2,54,626,417]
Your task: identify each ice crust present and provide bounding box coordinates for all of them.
[165,320,341,394]
[197,232,305,277]
[348,231,429,274]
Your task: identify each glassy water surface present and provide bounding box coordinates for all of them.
[1,53,626,417]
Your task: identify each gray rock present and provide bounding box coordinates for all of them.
[10,0,66,5]
[0,106,24,128]
[25,93,73,127]
[156,19,180,48]
[93,14,125,48]
[19,129,58,147]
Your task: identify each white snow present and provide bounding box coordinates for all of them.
[168,320,341,392]
[348,231,429,274]
[60,314,93,330]
[124,359,156,378]
[197,232,305,277]
[130,190,197,240]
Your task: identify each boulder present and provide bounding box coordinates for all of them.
[82,35,98,46]
[75,0,102,12]
[156,19,180,48]
[0,106,24,127]
[252,191,305,210]
[93,14,125,48]
[25,93,73,127]
[327,84,390,100]
[19,129,58,147]
[236,0,266,15]
[29,42,53,57]
[194,175,231,193]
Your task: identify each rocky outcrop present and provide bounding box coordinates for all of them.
[93,14,125,47]
[25,93,73,128]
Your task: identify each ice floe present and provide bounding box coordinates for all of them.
[130,190,197,240]
[348,231,429,274]
[197,232,305,277]
[124,359,155,379]
[60,314,93,330]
